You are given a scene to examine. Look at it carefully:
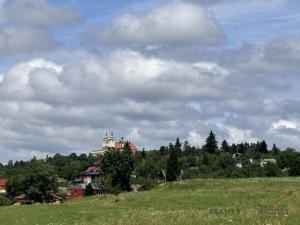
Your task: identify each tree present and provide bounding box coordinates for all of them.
[183,140,190,152]
[258,140,268,153]
[277,149,300,176]
[174,138,182,156]
[141,148,146,159]
[264,163,281,177]
[101,142,135,194]
[166,139,181,182]
[237,143,246,154]
[204,131,218,154]
[271,143,280,155]
[85,183,94,196]
[6,161,58,203]
[221,140,230,152]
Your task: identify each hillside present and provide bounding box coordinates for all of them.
[0,178,299,225]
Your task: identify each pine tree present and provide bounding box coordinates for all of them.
[204,131,218,154]
[221,140,230,152]
[183,140,190,152]
[166,139,181,182]
[174,138,182,156]
[272,143,280,155]
[259,140,268,153]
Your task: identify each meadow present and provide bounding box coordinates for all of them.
[0,178,299,225]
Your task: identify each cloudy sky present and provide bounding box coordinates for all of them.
[0,0,300,163]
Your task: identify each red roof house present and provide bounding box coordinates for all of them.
[114,142,138,155]
[0,179,8,194]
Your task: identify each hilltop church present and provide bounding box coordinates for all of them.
[90,132,138,156]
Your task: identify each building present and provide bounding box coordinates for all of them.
[66,185,85,199]
[0,179,7,194]
[66,183,106,199]
[232,153,243,168]
[80,166,101,185]
[260,158,277,167]
[250,158,277,167]
[66,166,106,199]
[90,132,138,156]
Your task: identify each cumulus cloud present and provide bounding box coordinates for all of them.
[231,38,300,75]
[6,0,82,26]
[0,27,56,55]
[0,0,83,56]
[1,0,300,162]
[85,1,224,48]
[0,52,239,162]
[1,44,299,163]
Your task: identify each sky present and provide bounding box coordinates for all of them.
[0,0,300,163]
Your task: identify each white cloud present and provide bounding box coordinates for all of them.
[232,38,300,75]
[1,43,300,162]
[272,119,298,130]
[85,1,224,47]
[0,27,56,55]
[225,126,257,144]
[0,58,62,99]
[188,130,204,147]
[7,0,82,27]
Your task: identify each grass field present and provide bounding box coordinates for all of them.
[0,178,299,225]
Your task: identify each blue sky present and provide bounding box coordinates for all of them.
[0,0,300,163]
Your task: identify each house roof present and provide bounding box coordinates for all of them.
[0,179,7,186]
[85,166,100,173]
[114,142,138,154]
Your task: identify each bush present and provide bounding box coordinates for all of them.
[0,195,12,206]
[264,163,281,177]
[84,183,94,196]
[131,177,155,191]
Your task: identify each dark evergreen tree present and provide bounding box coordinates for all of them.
[141,148,146,159]
[166,140,181,182]
[237,143,245,154]
[259,140,268,153]
[85,183,94,196]
[231,143,237,154]
[183,140,190,152]
[174,138,182,156]
[204,131,218,154]
[271,143,280,155]
[221,140,230,152]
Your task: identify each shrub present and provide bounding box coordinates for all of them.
[0,195,12,206]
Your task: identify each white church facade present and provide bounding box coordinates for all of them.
[90,132,138,156]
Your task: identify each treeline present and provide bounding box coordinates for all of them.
[135,131,300,181]
[1,131,300,203]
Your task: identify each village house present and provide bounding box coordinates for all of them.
[250,158,277,167]
[81,166,101,185]
[232,153,243,168]
[0,179,7,194]
[90,132,138,156]
[66,166,106,199]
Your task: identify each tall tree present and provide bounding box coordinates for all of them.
[101,142,135,194]
[166,139,181,182]
[174,138,182,156]
[221,140,230,152]
[204,131,218,154]
[259,140,268,153]
[6,161,58,203]
[183,140,190,152]
[271,143,280,155]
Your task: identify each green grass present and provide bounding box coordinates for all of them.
[0,178,299,225]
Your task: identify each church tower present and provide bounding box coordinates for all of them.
[103,132,115,148]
